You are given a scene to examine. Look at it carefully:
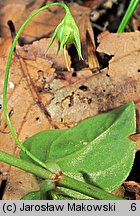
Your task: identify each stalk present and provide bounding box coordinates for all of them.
[58,175,124,200]
[2,2,124,200]
[0,151,52,179]
[0,150,123,199]
[117,0,140,32]
[3,2,71,169]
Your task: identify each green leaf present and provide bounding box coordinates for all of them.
[20,102,136,195]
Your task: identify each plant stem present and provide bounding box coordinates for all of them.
[0,150,123,199]
[117,0,140,33]
[2,2,125,200]
[58,175,124,200]
[0,151,52,179]
[3,2,71,169]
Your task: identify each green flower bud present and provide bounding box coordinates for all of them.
[46,7,83,70]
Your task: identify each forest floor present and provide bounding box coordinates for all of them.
[0,0,140,200]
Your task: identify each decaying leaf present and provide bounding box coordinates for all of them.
[81,0,107,8]
[18,38,70,70]
[0,54,53,199]
[0,0,48,39]
[130,133,140,151]
[124,181,140,200]
[47,32,140,128]
[3,166,40,200]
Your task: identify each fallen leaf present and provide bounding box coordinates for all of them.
[47,32,140,128]
[1,4,140,200]
[81,0,107,8]
[124,181,140,200]
[130,134,140,151]
[97,31,140,129]
[18,38,70,70]
[0,0,49,39]
[0,54,53,199]
[3,166,40,200]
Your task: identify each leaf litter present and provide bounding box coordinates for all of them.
[0,0,140,199]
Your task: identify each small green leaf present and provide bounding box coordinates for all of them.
[20,102,136,196]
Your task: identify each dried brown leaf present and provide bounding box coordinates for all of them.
[124,181,140,200]
[130,134,140,151]
[46,32,140,127]
[0,1,48,39]
[81,0,107,8]
[1,3,140,200]
[0,53,54,199]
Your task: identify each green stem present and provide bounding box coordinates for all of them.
[117,0,140,33]
[0,150,123,199]
[3,2,70,169]
[2,2,124,200]
[58,175,124,200]
[0,151,52,179]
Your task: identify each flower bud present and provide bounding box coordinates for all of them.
[46,7,83,70]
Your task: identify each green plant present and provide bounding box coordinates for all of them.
[46,4,83,70]
[117,0,140,32]
[0,2,136,200]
